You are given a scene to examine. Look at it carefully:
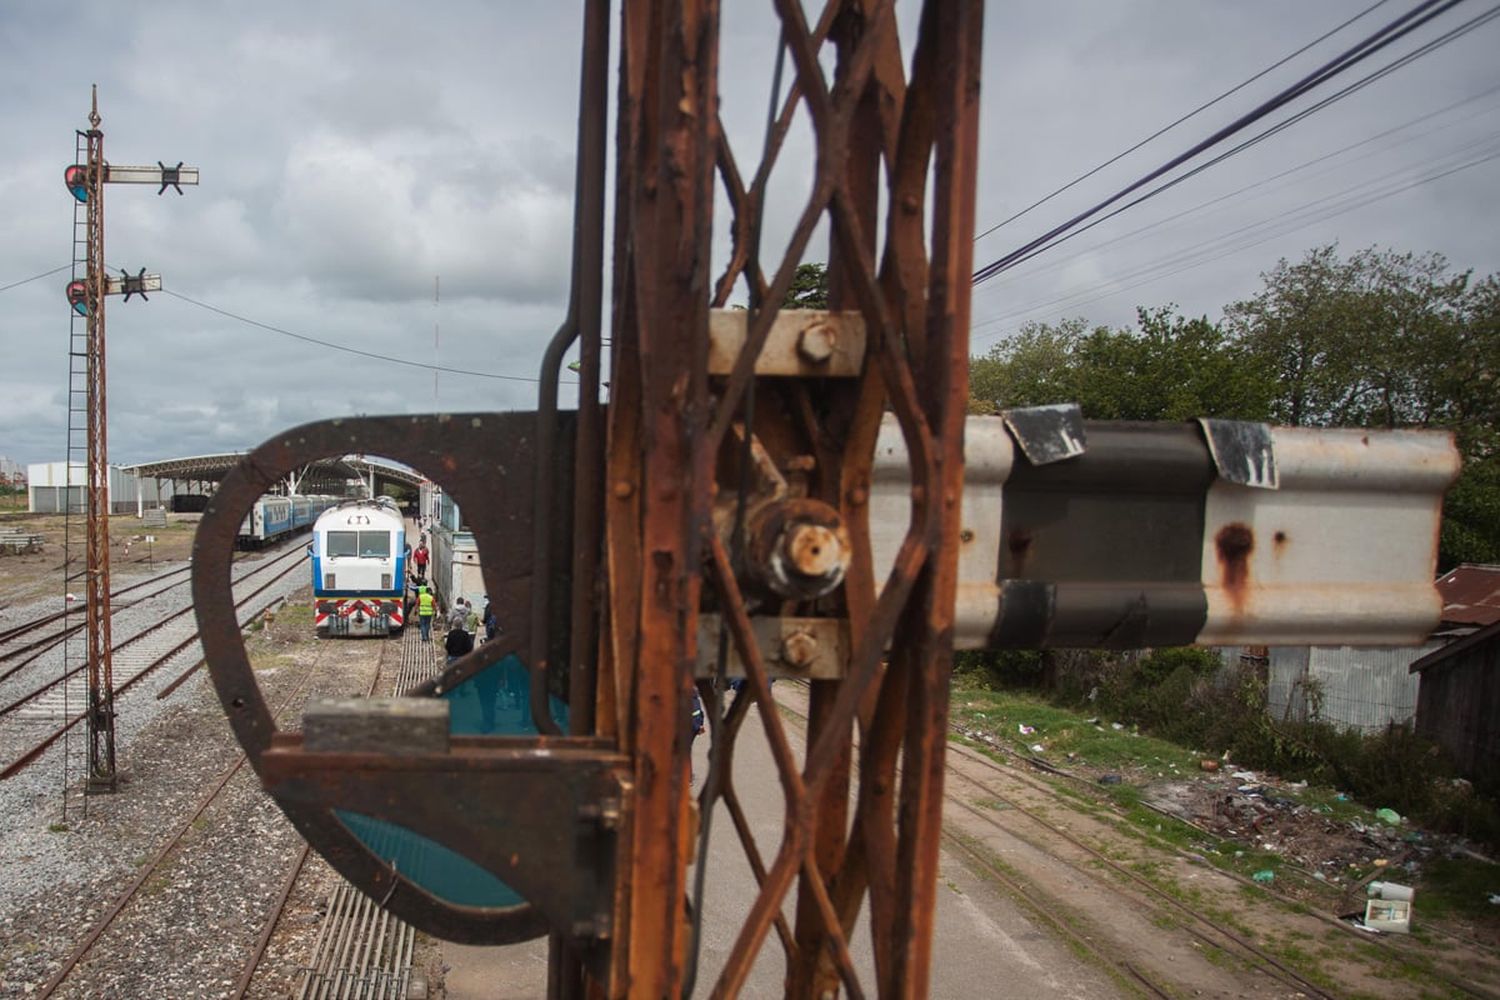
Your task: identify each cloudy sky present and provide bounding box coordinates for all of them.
[1,1,1496,466]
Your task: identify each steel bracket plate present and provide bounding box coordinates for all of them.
[707,308,866,377]
[261,736,627,946]
[1198,418,1278,489]
[694,614,849,679]
[1001,403,1086,466]
[192,412,597,946]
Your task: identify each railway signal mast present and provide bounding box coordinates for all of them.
[64,86,197,792]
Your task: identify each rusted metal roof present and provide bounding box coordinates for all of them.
[1435,563,1500,627]
[1410,618,1500,672]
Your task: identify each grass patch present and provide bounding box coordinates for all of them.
[950,686,1200,774]
[1414,857,1500,924]
[47,822,69,833]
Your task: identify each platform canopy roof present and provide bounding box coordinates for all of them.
[121,453,425,494]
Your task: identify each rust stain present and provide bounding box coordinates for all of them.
[1215,522,1255,612]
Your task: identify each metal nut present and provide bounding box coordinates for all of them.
[797,321,837,364]
[783,523,844,580]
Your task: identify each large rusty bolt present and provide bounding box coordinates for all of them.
[780,630,819,670]
[748,498,851,600]
[797,320,837,364]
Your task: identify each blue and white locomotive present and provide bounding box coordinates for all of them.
[311,497,407,638]
[236,494,337,548]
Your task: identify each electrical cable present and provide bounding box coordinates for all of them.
[0,264,72,294]
[158,288,548,384]
[986,1,1500,280]
[974,82,1500,296]
[972,0,1472,286]
[972,0,1395,242]
[970,142,1500,344]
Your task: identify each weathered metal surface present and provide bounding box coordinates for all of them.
[192,412,592,946]
[1198,418,1278,489]
[1198,427,1458,645]
[746,497,852,599]
[707,308,867,377]
[1433,563,1500,627]
[303,698,450,755]
[1002,403,1086,466]
[867,417,1459,651]
[693,614,848,679]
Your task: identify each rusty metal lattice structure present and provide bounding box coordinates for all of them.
[77,92,118,792]
[190,3,1457,998]
[599,1,983,993]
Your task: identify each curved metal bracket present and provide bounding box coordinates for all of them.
[191,412,613,945]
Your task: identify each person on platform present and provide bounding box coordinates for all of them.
[412,541,430,584]
[416,585,436,642]
[445,621,474,665]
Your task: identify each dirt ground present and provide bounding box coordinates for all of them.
[0,510,200,605]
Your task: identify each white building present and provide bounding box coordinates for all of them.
[27,462,175,515]
[0,455,23,484]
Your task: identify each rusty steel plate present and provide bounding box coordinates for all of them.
[191,412,627,946]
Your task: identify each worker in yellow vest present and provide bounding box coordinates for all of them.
[417,586,436,643]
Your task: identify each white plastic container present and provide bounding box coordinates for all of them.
[1367,881,1415,902]
[1364,898,1412,933]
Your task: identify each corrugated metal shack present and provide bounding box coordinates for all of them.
[1219,644,1441,731]
[1410,620,1500,780]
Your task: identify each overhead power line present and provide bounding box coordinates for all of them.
[160,288,547,384]
[972,0,1474,286]
[970,141,1500,345]
[975,80,1500,296]
[972,0,1395,243]
[0,263,72,294]
[987,1,1500,279]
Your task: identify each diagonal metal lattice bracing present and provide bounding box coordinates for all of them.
[603,2,984,995]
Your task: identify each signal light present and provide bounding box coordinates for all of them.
[66,280,88,316]
[64,165,88,203]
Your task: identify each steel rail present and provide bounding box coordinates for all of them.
[944,737,1500,1000]
[0,563,193,650]
[235,629,399,1000]
[779,685,1326,1000]
[0,551,308,780]
[0,551,269,684]
[0,546,306,719]
[35,642,333,1000]
[937,830,1176,1000]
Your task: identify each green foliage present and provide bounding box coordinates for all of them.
[969,308,1272,421]
[782,262,829,310]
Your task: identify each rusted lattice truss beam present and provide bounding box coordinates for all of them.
[605,1,983,994]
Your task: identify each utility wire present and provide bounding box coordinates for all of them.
[0,263,71,294]
[988,2,1500,278]
[972,0,1394,242]
[972,0,1471,286]
[160,288,547,384]
[971,142,1500,344]
[976,78,1500,295]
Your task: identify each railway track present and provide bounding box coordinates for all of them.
[772,683,1342,1000]
[34,626,391,999]
[236,625,436,1000]
[944,731,1500,1000]
[0,545,311,781]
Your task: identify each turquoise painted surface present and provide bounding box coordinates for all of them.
[336,656,567,910]
[442,654,568,735]
[335,810,525,908]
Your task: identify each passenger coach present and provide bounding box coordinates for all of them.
[311,497,406,638]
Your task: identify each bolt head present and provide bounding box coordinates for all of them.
[781,630,819,669]
[797,322,837,364]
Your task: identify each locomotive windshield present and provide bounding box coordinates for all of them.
[358,532,391,558]
[326,531,359,557]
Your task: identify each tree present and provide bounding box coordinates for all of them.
[782,262,829,310]
[968,308,1273,422]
